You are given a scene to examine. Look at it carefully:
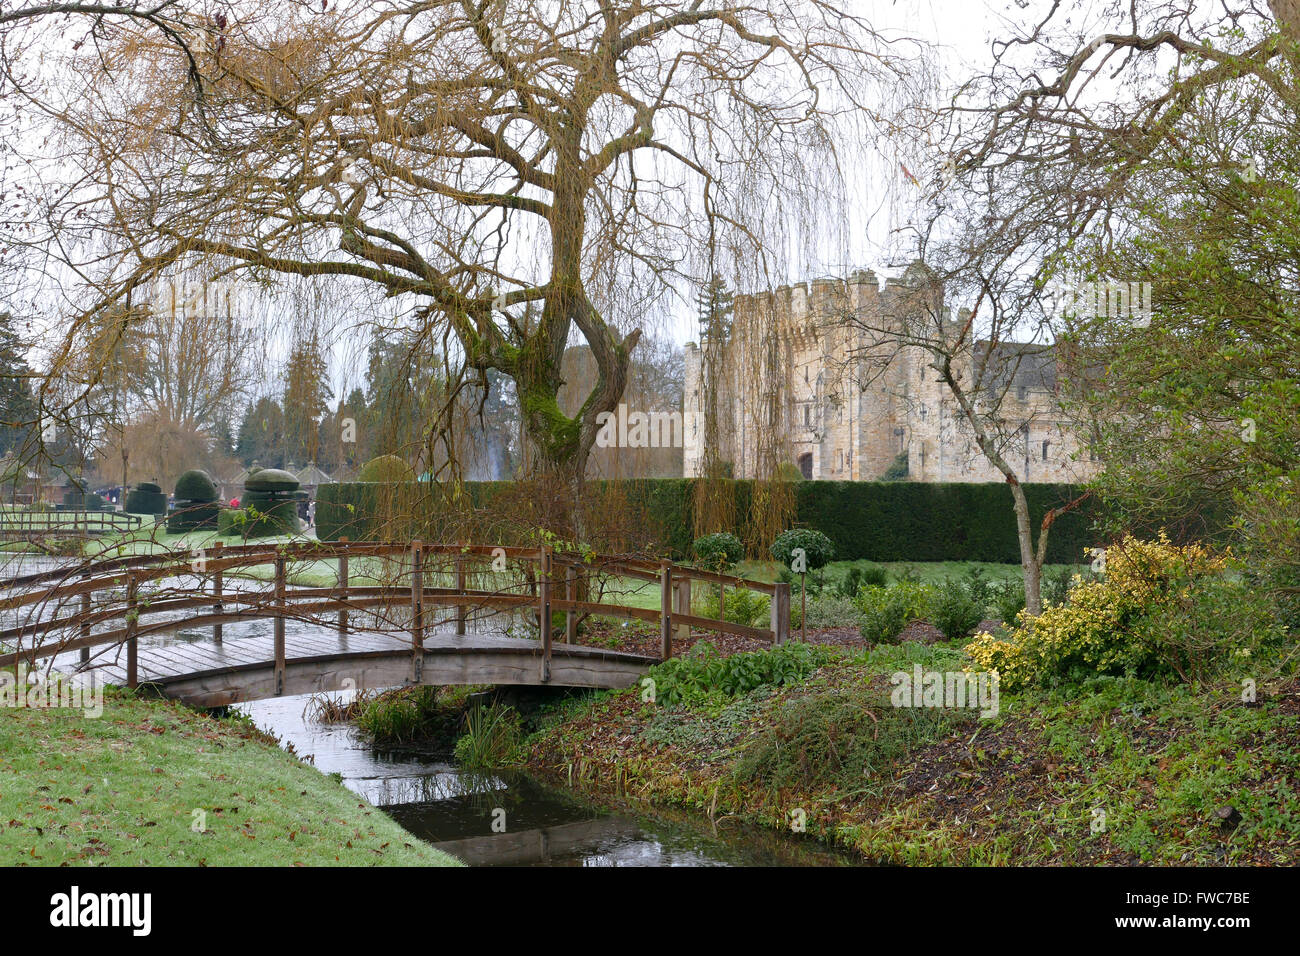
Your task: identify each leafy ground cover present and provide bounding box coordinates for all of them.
[523,638,1300,865]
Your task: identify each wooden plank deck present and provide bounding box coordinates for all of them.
[67,625,659,707]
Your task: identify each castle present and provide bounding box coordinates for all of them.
[683,265,1099,484]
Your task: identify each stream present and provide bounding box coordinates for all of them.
[237,692,861,867]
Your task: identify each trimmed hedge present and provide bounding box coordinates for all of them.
[317,478,1106,564]
[124,484,167,516]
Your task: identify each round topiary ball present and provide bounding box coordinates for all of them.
[358,455,415,482]
[173,469,218,502]
[243,468,301,493]
[772,528,835,571]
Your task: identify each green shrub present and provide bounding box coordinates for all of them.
[930,578,986,640]
[166,501,221,533]
[961,566,993,609]
[990,578,1026,625]
[124,484,166,516]
[854,581,934,644]
[1042,565,1089,607]
[790,593,866,630]
[967,536,1279,689]
[879,452,910,481]
[836,562,887,598]
[693,532,743,572]
[772,528,835,571]
[696,586,771,628]
[647,641,837,708]
[358,454,415,482]
[173,469,217,502]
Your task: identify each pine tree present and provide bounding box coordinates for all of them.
[282,334,332,465]
[0,312,37,457]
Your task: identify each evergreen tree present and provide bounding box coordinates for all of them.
[235,396,285,467]
[0,312,36,457]
[282,334,332,465]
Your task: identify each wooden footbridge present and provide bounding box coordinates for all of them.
[0,541,791,708]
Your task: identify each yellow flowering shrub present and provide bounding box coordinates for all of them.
[966,534,1235,691]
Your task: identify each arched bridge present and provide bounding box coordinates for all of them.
[0,541,791,708]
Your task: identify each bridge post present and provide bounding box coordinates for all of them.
[771,581,791,645]
[274,554,286,696]
[410,540,424,683]
[455,546,466,635]
[79,575,91,666]
[564,562,576,644]
[673,575,691,645]
[212,540,223,645]
[337,537,349,636]
[538,546,552,682]
[125,573,138,689]
[660,561,673,660]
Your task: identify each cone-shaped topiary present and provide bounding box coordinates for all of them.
[358,455,415,482]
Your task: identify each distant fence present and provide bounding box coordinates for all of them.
[0,509,143,539]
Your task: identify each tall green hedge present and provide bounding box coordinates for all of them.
[317,478,1109,564]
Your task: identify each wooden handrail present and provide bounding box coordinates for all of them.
[0,540,791,674]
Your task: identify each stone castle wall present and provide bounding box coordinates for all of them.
[684,268,1099,484]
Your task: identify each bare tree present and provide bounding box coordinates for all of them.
[833,259,1091,614]
[26,1,920,531]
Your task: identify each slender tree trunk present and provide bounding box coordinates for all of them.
[1008,478,1044,615]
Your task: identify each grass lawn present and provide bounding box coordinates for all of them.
[0,687,460,866]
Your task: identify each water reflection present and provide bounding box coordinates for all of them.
[239,693,859,868]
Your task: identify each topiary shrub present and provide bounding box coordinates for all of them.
[772,528,835,571]
[173,469,217,502]
[124,482,166,516]
[167,469,221,532]
[358,455,415,483]
[239,468,300,535]
[692,531,744,572]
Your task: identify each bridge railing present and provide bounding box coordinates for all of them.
[0,509,143,539]
[0,540,791,688]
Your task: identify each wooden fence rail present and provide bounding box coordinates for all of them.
[0,509,143,539]
[0,541,792,690]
